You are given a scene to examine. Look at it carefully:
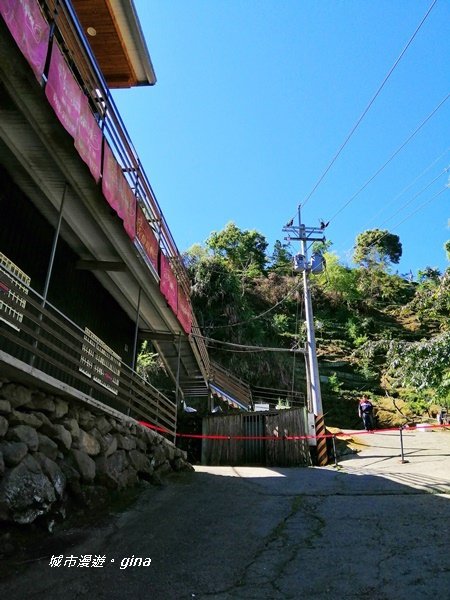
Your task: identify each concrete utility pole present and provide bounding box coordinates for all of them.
[283,206,328,465]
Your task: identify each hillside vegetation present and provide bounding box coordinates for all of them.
[177,222,450,429]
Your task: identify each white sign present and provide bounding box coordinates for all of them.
[0,252,30,331]
[80,328,121,395]
[254,403,270,412]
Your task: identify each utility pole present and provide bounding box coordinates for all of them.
[283,206,328,466]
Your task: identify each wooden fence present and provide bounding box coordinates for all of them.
[201,408,312,467]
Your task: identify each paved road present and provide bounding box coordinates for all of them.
[1,428,450,599]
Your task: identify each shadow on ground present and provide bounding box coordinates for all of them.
[1,459,450,599]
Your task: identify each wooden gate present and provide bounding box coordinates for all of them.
[201,408,312,467]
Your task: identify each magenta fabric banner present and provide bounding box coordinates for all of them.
[45,42,82,140]
[102,143,136,239]
[136,205,159,271]
[177,288,192,334]
[102,143,120,213]
[0,0,49,80]
[121,180,137,239]
[160,252,178,315]
[74,98,102,182]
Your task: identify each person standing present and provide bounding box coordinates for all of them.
[358,395,374,431]
[437,409,448,426]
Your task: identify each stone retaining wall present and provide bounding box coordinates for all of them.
[0,379,191,525]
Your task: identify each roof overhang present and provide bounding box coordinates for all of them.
[71,0,156,87]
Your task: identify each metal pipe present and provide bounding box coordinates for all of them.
[30,184,67,367]
[174,333,182,443]
[43,183,67,306]
[399,426,408,463]
[332,434,338,467]
[127,286,142,417]
[131,286,142,371]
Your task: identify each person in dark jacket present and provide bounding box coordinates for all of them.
[358,395,374,431]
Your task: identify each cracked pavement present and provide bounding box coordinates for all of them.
[1,429,450,599]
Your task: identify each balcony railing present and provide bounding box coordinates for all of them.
[36,0,210,379]
[0,267,176,436]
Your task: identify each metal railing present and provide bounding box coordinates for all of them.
[36,0,210,380]
[0,268,176,436]
[251,385,305,410]
[209,361,252,410]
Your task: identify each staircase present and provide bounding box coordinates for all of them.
[209,361,252,411]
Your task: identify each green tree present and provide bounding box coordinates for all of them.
[315,252,360,306]
[269,240,293,274]
[408,268,450,329]
[136,341,170,390]
[311,239,332,255]
[386,333,450,404]
[357,269,415,305]
[187,254,242,321]
[417,266,441,283]
[445,240,450,261]
[206,222,268,277]
[353,229,402,270]
[182,243,210,270]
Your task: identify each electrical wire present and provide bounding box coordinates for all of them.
[202,347,297,354]
[188,261,295,277]
[363,147,450,229]
[336,161,450,267]
[389,185,449,230]
[377,165,450,229]
[293,0,439,213]
[195,276,302,331]
[190,332,305,354]
[329,92,450,224]
[351,185,450,263]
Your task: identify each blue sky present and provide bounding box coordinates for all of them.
[113,0,450,276]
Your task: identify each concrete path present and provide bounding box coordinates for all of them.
[1,428,450,599]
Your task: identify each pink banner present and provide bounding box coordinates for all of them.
[160,252,178,315]
[0,0,50,80]
[121,180,137,239]
[45,42,82,140]
[177,288,192,334]
[136,205,159,271]
[74,98,102,182]
[102,143,120,212]
[102,143,136,239]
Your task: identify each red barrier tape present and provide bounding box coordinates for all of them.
[138,420,450,442]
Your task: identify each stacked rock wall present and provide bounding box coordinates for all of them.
[0,379,191,525]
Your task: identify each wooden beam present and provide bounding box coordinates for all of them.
[139,331,176,342]
[76,260,126,271]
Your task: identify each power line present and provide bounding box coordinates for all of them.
[389,185,449,231]
[352,185,449,264]
[299,0,439,211]
[201,347,295,354]
[190,332,305,354]
[195,276,302,331]
[329,92,450,224]
[363,147,450,229]
[343,164,449,262]
[377,165,450,229]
